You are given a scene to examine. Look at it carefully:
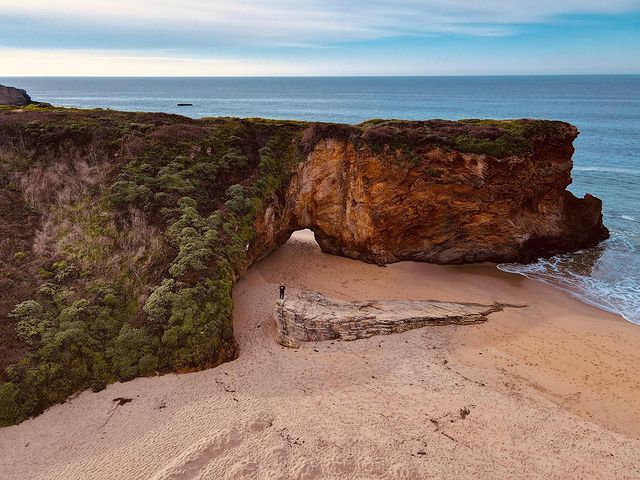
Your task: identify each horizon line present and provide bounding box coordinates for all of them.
[3,73,640,79]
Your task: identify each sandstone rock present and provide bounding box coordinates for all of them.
[248,120,608,268]
[274,291,508,348]
[0,85,32,106]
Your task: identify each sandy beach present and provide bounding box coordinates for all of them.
[1,230,639,480]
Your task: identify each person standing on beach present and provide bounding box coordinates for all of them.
[279,283,286,300]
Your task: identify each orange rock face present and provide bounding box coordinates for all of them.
[251,121,608,266]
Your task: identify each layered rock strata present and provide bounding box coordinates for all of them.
[275,291,507,348]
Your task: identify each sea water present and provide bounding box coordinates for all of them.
[3,75,639,323]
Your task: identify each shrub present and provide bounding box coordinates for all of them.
[57,299,91,324]
[166,198,222,278]
[225,184,254,215]
[0,383,21,427]
[221,148,249,170]
[144,279,176,331]
[90,353,111,392]
[10,301,51,347]
[160,275,232,369]
[109,324,158,381]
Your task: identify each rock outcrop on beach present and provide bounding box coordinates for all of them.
[275,291,505,348]
[250,120,608,266]
[0,108,608,426]
[0,85,33,106]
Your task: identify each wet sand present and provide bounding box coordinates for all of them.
[1,230,639,479]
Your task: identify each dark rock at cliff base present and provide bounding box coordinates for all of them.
[0,85,33,106]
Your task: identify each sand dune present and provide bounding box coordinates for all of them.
[1,230,639,479]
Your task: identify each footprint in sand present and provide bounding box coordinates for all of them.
[150,413,275,480]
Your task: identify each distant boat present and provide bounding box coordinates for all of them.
[177,103,193,106]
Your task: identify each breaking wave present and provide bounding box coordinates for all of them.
[573,166,640,176]
[499,238,640,324]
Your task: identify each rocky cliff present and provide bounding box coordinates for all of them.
[0,85,32,106]
[249,119,608,267]
[0,108,607,426]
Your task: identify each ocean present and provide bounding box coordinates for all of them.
[3,75,639,323]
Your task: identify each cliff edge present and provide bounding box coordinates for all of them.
[0,84,33,106]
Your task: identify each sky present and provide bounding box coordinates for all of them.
[1,0,640,76]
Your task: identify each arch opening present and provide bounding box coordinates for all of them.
[286,228,319,246]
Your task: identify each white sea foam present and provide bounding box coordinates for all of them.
[499,253,640,325]
[573,166,640,176]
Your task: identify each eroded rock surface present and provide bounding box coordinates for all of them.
[250,120,608,267]
[275,291,507,348]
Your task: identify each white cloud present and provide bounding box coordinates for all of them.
[0,49,308,76]
[1,43,635,77]
[0,48,402,76]
[3,0,639,45]
[1,1,638,75]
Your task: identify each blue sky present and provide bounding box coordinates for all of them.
[1,0,640,75]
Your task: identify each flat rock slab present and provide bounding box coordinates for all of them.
[275,290,509,348]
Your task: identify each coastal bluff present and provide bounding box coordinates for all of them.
[0,84,33,106]
[0,108,608,426]
[248,120,608,268]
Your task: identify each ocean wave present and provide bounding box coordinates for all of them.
[498,254,640,325]
[573,166,640,176]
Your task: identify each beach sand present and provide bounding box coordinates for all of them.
[1,230,639,479]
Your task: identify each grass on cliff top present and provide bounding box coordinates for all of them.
[356,118,567,159]
[0,106,566,159]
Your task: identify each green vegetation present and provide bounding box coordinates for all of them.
[0,110,304,426]
[0,109,560,426]
[357,118,565,160]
